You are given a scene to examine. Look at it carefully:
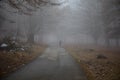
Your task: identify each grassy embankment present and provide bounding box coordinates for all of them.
[0,44,46,77]
[66,45,120,80]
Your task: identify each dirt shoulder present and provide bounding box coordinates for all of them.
[65,45,120,80]
[0,45,46,78]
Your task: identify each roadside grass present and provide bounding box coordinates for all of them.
[65,45,120,80]
[0,44,46,77]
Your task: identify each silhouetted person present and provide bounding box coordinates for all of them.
[59,40,62,47]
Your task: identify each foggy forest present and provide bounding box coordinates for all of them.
[0,0,120,80]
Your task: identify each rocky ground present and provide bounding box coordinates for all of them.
[0,45,46,78]
[66,45,120,80]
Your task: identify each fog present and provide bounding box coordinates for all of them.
[0,0,120,47]
[0,1,120,80]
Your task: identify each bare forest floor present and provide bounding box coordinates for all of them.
[0,45,46,78]
[65,45,120,80]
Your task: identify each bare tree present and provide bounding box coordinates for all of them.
[102,0,120,47]
[79,0,103,45]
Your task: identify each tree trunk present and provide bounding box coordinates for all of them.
[27,15,35,44]
[93,37,98,45]
[15,14,20,42]
[105,38,110,47]
[116,39,119,47]
[16,26,20,42]
[27,32,34,44]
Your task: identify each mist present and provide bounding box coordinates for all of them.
[0,0,120,47]
[0,0,120,80]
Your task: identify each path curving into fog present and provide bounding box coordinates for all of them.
[2,47,87,80]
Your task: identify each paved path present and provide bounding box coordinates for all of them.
[2,47,87,80]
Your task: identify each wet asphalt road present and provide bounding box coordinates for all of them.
[2,47,87,80]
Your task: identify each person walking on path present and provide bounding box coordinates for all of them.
[59,40,62,47]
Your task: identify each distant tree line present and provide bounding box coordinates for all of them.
[80,0,120,47]
[102,0,120,47]
[0,0,64,44]
[0,0,120,47]
[0,0,46,44]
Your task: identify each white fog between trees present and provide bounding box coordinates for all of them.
[0,0,120,47]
